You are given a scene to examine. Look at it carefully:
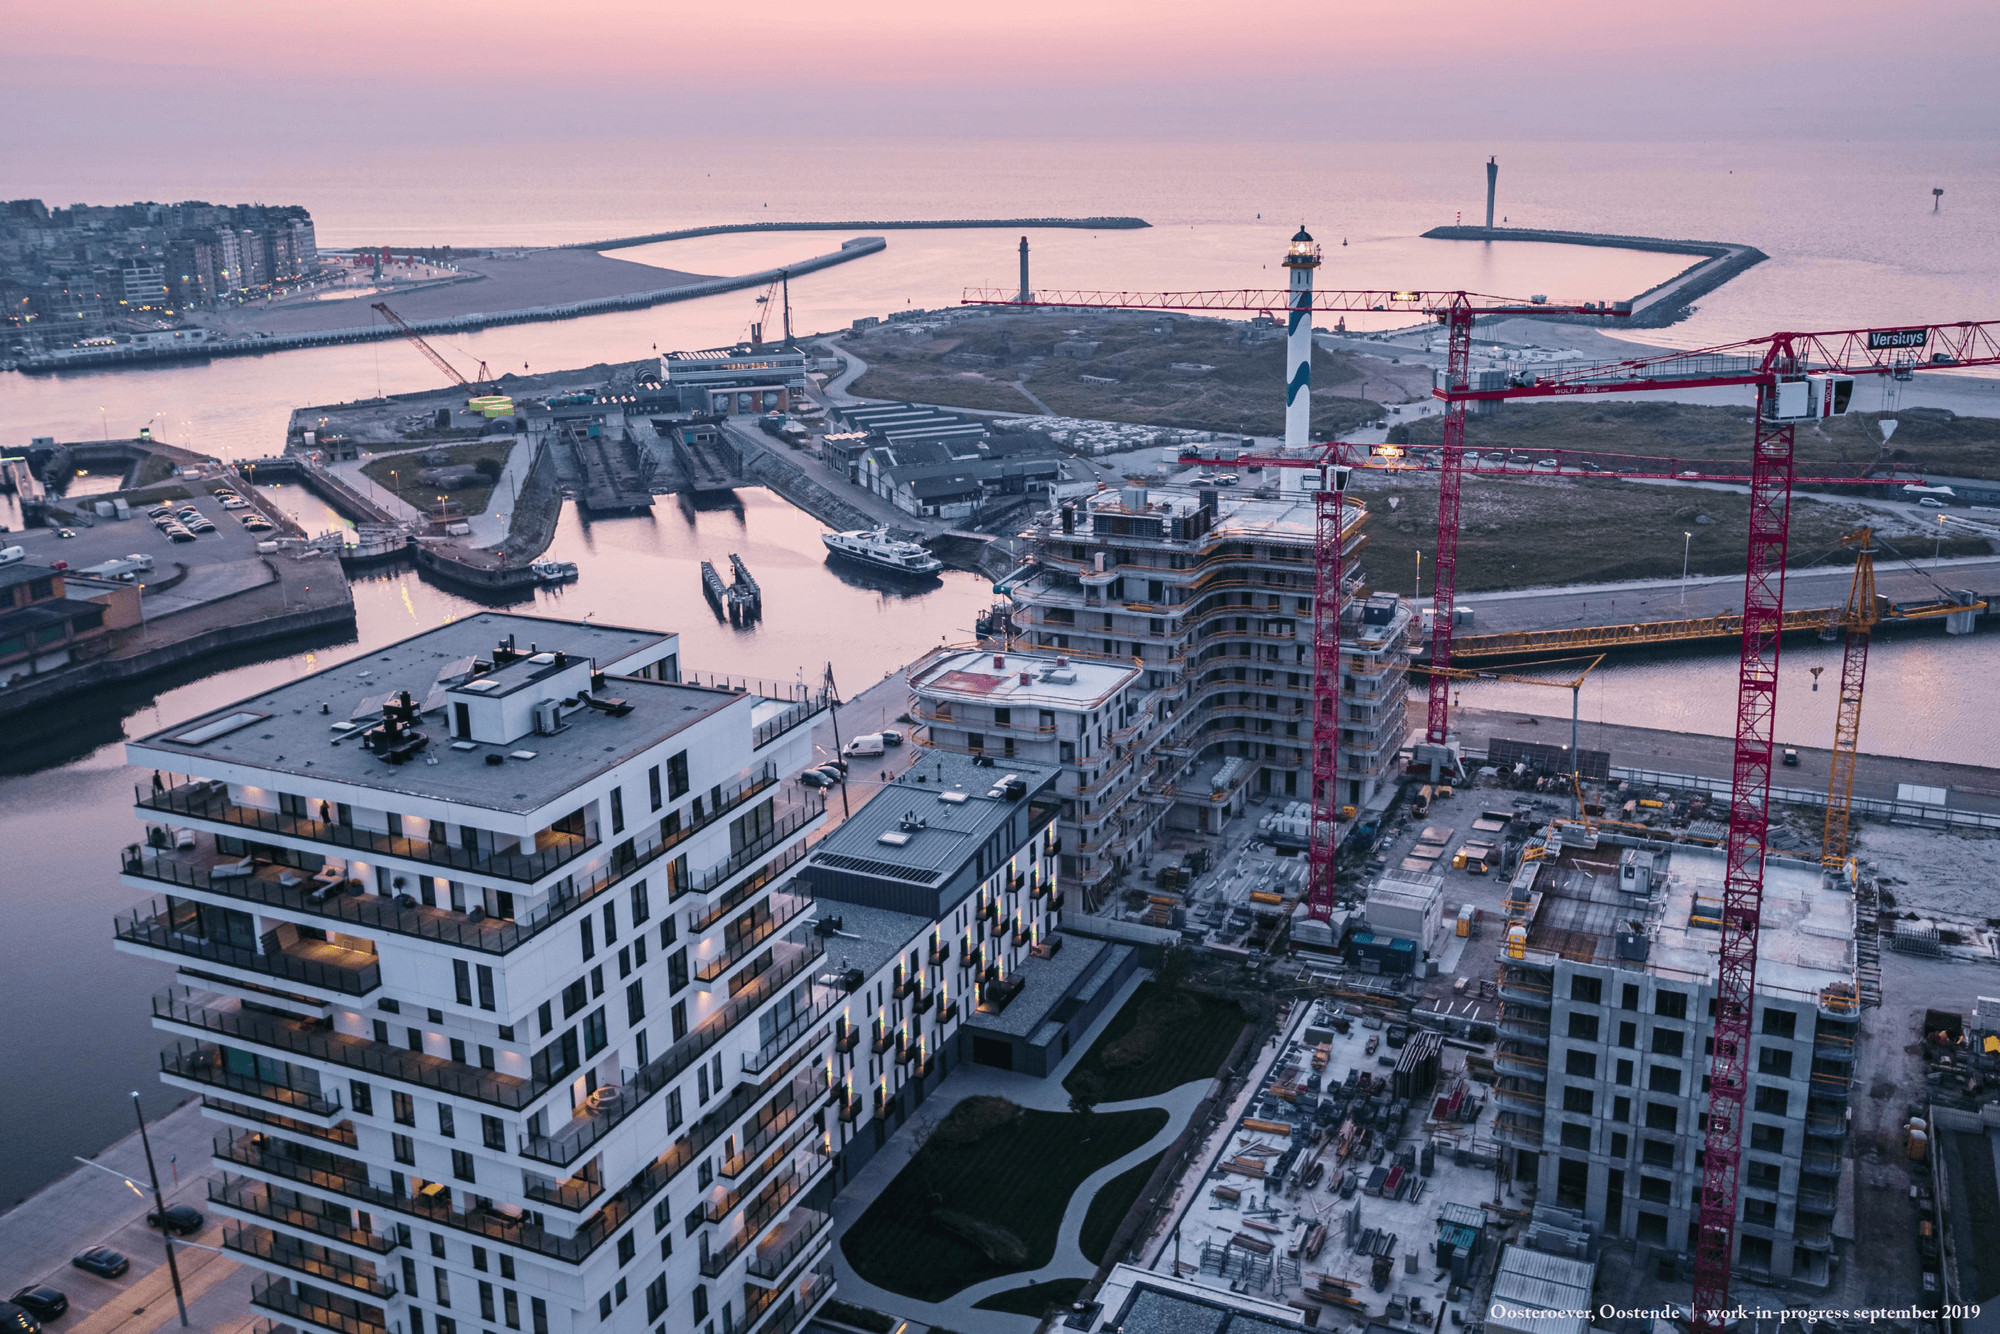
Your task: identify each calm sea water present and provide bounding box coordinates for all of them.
[2,136,1997,1203]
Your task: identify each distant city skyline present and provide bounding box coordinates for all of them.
[7,0,1998,150]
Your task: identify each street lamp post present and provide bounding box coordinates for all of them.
[132,1092,190,1327]
[1936,514,1946,564]
[1680,531,1692,603]
[1414,550,1423,598]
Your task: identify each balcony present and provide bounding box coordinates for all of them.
[743,998,835,1076]
[224,1222,397,1299]
[249,1278,386,1334]
[696,893,813,984]
[140,780,594,884]
[833,1023,859,1055]
[837,1092,862,1123]
[1493,1048,1548,1080]
[746,1207,831,1282]
[1805,1108,1849,1139]
[519,936,825,1166]
[929,938,950,966]
[209,1176,397,1255]
[688,801,825,899]
[522,1166,605,1212]
[747,1264,834,1334]
[1493,1114,1545,1148]
[701,1127,826,1223]
[162,1043,344,1122]
[724,1065,829,1177]
[117,903,381,997]
[155,988,541,1109]
[700,1156,831,1277]
[201,1096,358,1149]
[1800,1146,1842,1178]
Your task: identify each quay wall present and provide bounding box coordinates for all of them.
[573,216,1150,252]
[1419,225,1768,328]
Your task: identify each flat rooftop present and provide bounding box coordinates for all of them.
[1522,842,1854,1000]
[910,646,1138,711]
[818,901,930,985]
[129,614,727,817]
[1086,1263,1305,1334]
[808,750,1057,885]
[963,934,1116,1038]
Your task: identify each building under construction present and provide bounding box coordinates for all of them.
[1495,835,1860,1286]
[958,481,1413,898]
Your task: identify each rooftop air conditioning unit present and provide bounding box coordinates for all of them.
[533,699,562,735]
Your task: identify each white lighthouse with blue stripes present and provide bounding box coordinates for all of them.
[1282,225,1321,449]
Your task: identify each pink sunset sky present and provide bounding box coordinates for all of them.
[6,0,1997,148]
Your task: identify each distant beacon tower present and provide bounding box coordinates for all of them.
[1018,236,1032,303]
[1283,225,1321,449]
[1486,156,1499,229]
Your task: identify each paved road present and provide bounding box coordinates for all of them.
[1454,552,2000,636]
[1452,704,2000,815]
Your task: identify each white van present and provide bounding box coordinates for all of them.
[842,733,886,758]
[0,546,24,567]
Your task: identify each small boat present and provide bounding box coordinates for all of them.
[820,528,943,577]
[530,558,579,583]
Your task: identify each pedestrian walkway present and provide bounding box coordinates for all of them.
[828,969,1221,1334]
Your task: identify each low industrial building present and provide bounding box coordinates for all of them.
[0,561,135,683]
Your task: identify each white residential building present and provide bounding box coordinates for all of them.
[117,614,840,1334]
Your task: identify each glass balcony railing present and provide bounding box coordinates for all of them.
[117,903,381,996]
[140,780,593,885]
[161,1043,343,1120]
[248,1277,386,1334]
[209,1175,397,1254]
[224,1222,397,1299]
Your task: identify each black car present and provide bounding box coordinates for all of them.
[69,1248,128,1279]
[0,1302,40,1334]
[146,1204,204,1235]
[9,1289,65,1321]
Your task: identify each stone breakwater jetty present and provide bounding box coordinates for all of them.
[572,216,1151,251]
[1420,225,1767,328]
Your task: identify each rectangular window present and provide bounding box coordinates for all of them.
[618,1231,636,1265]
[1610,1131,1628,1158]
[1639,1175,1672,1204]
[584,1008,608,1058]
[1656,990,1689,1020]
[476,965,495,1011]
[1559,1122,1591,1150]
[1562,1086,1593,1115]
[1648,1065,1682,1095]
[505,1290,521,1330]
[1762,1008,1797,1038]
[483,1115,506,1151]
[667,1088,683,1130]
[667,751,689,800]
[1568,1012,1600,1041]
[1642,1139,1675,1167]
[591,964,604,997]
[393,1133,415,1165]
[1616,1058,1634,1086]
[350,1080,373,1116]
[646,1275,669,1321]
[454,959,473,1006]
[1618,1020,1637,1048]
[1652,1028,1685,1057]
[533,1298,548,1334]
[538,1001,552,1036]
[627,979,645,1026]
[393,1092,415,1126]
[671,999,686,1041]
[1745,1197,1777,1226]
[610,788,625,835]
[438,1104,455,1138]
[599,1295,612,1321]
[649,766,662,811]
[449,1038,467,1066]
[581,917,595,961]
[668,948,689,993]
[1645,1102,1678,1132]
[452,1149,476,1183]
[603,903,618,947]
[480,1282,496,1322]
[1565,1049,1597,1078]
[631,880,650,926]
[1753,1085,1790,1115]
[1758,1047,1793,1077]
[1621,983,1640,1011]
[563,978,589,1018]
[435,1268,453,1308]
[1570,975,1602,1004]
[1613,1095,1631,1123]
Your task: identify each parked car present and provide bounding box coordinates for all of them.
[9,1288,66,1321]
[55,528,75,539]
[69,1248,128,1279]
[798,767,841,789]
[1919,496,1949,508]
[1782,748,1800,767]
[0,1300,42,1334]
[147,1204,204,1235]
[165,528,197,544]
[877,729,904,747]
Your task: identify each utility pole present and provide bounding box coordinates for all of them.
[823,663,850,820]
[132,1092,190,1327]
[1681,531,1692,602]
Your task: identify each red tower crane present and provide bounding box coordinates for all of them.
[971,279,2000,1325]
[372,302,492,390]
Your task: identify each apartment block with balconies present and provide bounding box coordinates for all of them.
[117,615,840,1334]
[795,752,1070,1177]
[1005,483,1410,876]
[1500,842,1859,1289]
[905,646,1156,906]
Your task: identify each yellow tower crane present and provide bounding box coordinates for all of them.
[1820,530,1877,868]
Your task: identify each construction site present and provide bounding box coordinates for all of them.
[896,220,2000,1334]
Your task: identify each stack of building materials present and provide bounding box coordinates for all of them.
[1486,1245,1595,1334]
